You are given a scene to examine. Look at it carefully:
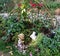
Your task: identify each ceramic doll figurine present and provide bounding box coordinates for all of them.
[18,33,25,52]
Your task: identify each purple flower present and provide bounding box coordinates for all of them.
[30,52,33,56]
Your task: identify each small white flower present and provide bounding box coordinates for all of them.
[21,9,26,14]
[9,51,13,55]
[23,50,26,54]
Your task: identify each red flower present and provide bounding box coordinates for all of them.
[18,4,21,7]
[37,3,43,7]
[30,1,37,8]
[30,1,43,8]
[31,3,37,7]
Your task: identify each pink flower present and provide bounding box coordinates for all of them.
[30,52,33,56]
[31,3,37,7]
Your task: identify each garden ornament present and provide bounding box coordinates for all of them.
[18,33,24,40]
[18,33,25,52]
[30,31,37,40]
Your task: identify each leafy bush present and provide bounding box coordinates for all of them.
[0,12,53,43]
[0,29,60,56]
[27,29,60,56]
[0,17,6,38]
[47,1,60,9]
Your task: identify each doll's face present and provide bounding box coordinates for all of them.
[18,33,24,40]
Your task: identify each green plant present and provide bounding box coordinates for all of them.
[47,1,60,9]
[0,0,15,12]
[27,29,60,56]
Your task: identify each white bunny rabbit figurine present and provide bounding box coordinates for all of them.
[30,31,37,41]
